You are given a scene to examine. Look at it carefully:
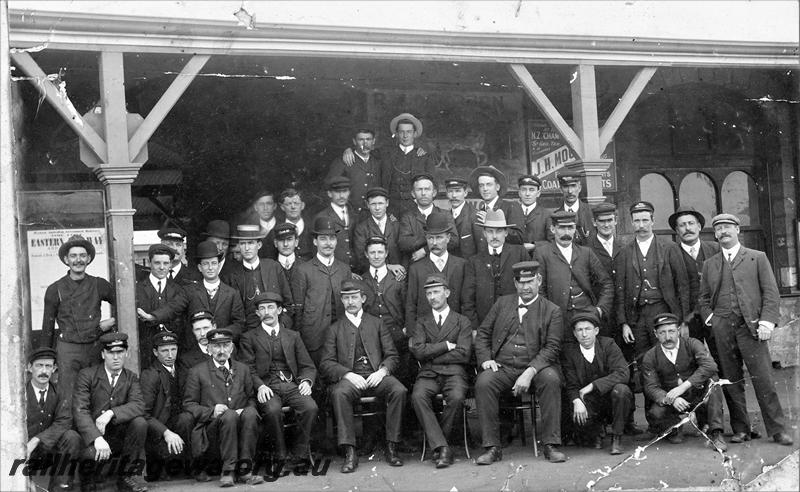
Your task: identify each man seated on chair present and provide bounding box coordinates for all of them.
[239,292,318,473]
[641,313,727,451]
[560,312,631,455]
[474,261,567,464]
[409,274,472,468]
[320,279,407,473]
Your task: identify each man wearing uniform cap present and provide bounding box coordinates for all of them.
[398,173,459,264]
[277,188,315,262]
[25,347,82,490]
[698,214,793,446]
[560,312,631,455]
[445,176,479,259]
[140,331,194,481]
[326,127,385,216]
[158,226,202,286]
[42,234,116,394]
[320,279,407,472]
[469,165,523,251]
[409,274,473,468]
[552,171,595,245]
[73,332,148,492]
[183,328,263,486]
[512,174,551,250]
[273,222,306,284]
[352,186,403,275]
[179,311,216,373]
[314,176,356,268]
[239,292,318,471]
[641,313,727,450]
[202,220,235,285]
[534,210,613,335]
[474,261,567,464]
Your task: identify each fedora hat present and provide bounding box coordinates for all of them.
[470,165,506,192]
[668,206,706,230]
[58,235,96,265]
[424,212,454,235]
[476,209,517,229]
[230,224,266,240]
[202,220,230,239]
[389,113,423,138]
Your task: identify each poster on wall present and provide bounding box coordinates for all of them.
[27,228,111,331]
[528,120,618,194]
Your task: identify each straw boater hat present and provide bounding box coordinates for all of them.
[389,113,423,138]
[58,235,96,265]
[230,224,266,240]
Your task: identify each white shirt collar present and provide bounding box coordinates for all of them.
[429,251,449,270]
[105,366,121,385]
[518,295,538,307]
[261,322,280,335]
[243,257,260,270]
[162,364,176,375]
[636,234,654,256]
[260,217,276,234]
[371,265,388,283]
[31,381,48,400]
[400,144,414,154]
[660,339,681,364]
[451,202,465,219]
[372,214,387,231]
[680,241,699,256]
[279,252,296,269]
[523,203,537,215]
[345,309,363,327]
[213,359,231,371]
[556,242,573,260]
[485,196,499,210]
[432,305,451,324]
[564,201,580,213]
[287,217,305,236]
[316,253,334,267]
[417,204,434,218]
[203,278,220,291]
[488,245,504,255]
[331,203,348,217]
[580,344,596,363]
[170,262,182,277]
[721,243,741,261]
[149,273,167,292]
[598,234,614,255]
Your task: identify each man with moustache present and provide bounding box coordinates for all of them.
[469,165,522,251]
[314,176,356,268]
[25,347,82,491]
[73,332,148,492]
[183,329,264,486]
[641,314,727,450]
[444,177,479,259]
[409,274,473,468]
[278,189,314,261]
[326,127,384,217]
[179,311,215,372]
[551,172,594,245]
[158,227,202,286]
[698,214,793,446]
[352,187,403,275]
[42,234,116,393]
[398,174,459,264]
[201,220,236,285]
[320,280,407,472]
[512,174,550,253]
[240,292,318,471]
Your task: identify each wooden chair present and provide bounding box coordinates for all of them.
[419,393,471,461]
[499,391,539,456]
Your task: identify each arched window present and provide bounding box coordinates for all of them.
[678,172,717,227]
[639,173,674,230]
[721,171,759,226]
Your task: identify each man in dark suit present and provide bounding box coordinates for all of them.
[140,332,194,481]
[179,311,215,373]
[698,214,793,446]
[158,226,202,287]
[561,313,630,455]
[72,332,148,492]
[510,174,550,254]
[234,190,279,260]
[409,274,473,468]
[201,220,236,285]
[474,261,566,464]
[383,113,436,214]
[325,127,384,217]
[183,329,264,486]
[444,177,478,259]
[463,209,529,330]
[274,222,306,287]
[535,210,614,337]
[398,174,459,265]
[641,313,727,450]
[291,216,354,366]
[551,172,595,245]
[278,188,315,261]
[239,292,318,470]
[136,245,186,362]
[26,347,81,490]
[314,176,356,268]
[405,213,467,336]
[469,165,523,251]
[352,187,403,275]
[320,280,407,473]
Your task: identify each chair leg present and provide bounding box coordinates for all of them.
[421,434,427,462]
[530,401,538,457]
[518,409,526,446]
[462,404,470,460]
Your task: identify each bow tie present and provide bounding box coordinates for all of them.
[519,304,531,309]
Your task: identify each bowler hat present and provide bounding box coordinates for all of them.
[470,165,506,192]
[230,224,266,240]
[312,216,340,236]
[512,261,540,281]
[424,273,449,290]
[253,291,283,307]
[152,331,180,348]
[195,240,223,261]
[99,332,128,351]
[206,328,234,345]
[550,210,577,226]
[389,113,423,138]
[668,206,706,231]
[652,312,680,329]
[202,220,230,239]
[518,174,542,188]
[28,347,57,364]
[58,235,96,265]
[424,212,454,235]
[711,213,740,227]
[476,209,517,229]
[629,201,655,214]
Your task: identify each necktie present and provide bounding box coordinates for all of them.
[518,304,528,323]
[219,366,231,383]
[342,209,348,227]
[110,371,119,388]
[270,328,277,338]
[728,253,734,264]
[207,286,217,298]
[373,269,380,284]
[436,314,443,328]
[157,280,162,294]
[493,248,499,256]
[690,246,697,260]
[169,270,174,280]
[38,389,46,407]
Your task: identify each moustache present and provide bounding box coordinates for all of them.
[559,235,572,241]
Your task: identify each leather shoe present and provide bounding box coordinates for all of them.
[238,473,264,485]
[610,435,623,455]
[773,432,794,446]
[710,430,727,452]
[592,436,603,449]
[476,446,502,465]
[118,476,148,492]
[750,429,762,439]
[436,446,454,469]
[667,429,684,444]
[543,444,566,463]
[219,474,234,488]
[385,441,403,467]
[195,470,212,482]
[340,445,358,473]
[730,431,751,443]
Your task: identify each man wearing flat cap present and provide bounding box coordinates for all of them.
[409,274,473,468]
[314,176,356,268]
[42,234,116,393]
[25,347,82,490]
[140,331,194,481]
[326,127,385,216]
[277,188,315,262]
[202,220,236,285]
[239,292,318,471]
[158,226,202,286]
[73,332,148,492]
[445,176,479,259]
[560,313,630,455]
[398,173,459,265]
[534,210,614,335]
[698,214,793,446]
[551,171,595,245]
[353,187,403,275]
[179,311,216,373]
[463,209,529,330]
[512,174,551,251]
[469,165,523,251]
[641,313,727,450]
[183,328,263,486]
[320,279,407,473]
[474,261,566,464]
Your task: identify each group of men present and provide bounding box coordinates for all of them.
[30,112,793,491]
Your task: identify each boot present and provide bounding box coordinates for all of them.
[385,441,403,467]
[340,445,358,473]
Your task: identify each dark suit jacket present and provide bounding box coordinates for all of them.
[239,325,317,388]
[463,244,529,328]
[615,236,690,327]
[319,312,399,383]
[178,345,212,373]
[406,254,467,333]
[508,201,551,245]
[451,201,478,259]
[326,154,384,214]
[278,216,314,261]
[277,256,306,288]
[229,258,294,329]
[140,363,187,435]
[642,337,718,402]
[291,256,352,352]
[561,336,629,402]
[679,240,720,315]
[218,257,238,286]
[587,234,625,280]
[535,242,614,318]
[475,294,563,373]
[397,207,459,264]
[27,381,73,449]
[183,359,256,425]
[363,268,406,331]
[313,204,356,268]
[73,365,145,444]
[352,215,401,274]
[409,310,473,377]
[551,200,595,245]
[698,246,781,336]
[137,278,186,344]
[171,263,203,287]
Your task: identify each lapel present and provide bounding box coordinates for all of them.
[629,242,642,279]
[254,327,273,361]
[208,359,229,385]
[552,243,570,266]
[414,208,427,227]
[433,312,459,343]
[498,246,513,271]
[495,298,518,347]
[278,329,293,369]
[730,247,747,270]
[325,205,347,229]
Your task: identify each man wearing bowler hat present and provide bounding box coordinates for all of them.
[398,173,459,265]
[26,347,82,490]
[326,126,385,216]
[352,187,404,275]
[445,176,479,259]
[698,214,793,446]
[474,261,566,464]
[314,176,356,268]
[320,279,407,472]
[512,174,551,251]
[240,292,318,471]
[469,165,523,251]
[202,220,235,285]
[183,328,263,486]
[42,234,116,393]
[277,188,315,261]
[552,171,595,245]
[158,226,202,286]
[73,332,148,492]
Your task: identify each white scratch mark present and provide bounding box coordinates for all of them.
[233,6,256,29]
[10,43,49,53]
